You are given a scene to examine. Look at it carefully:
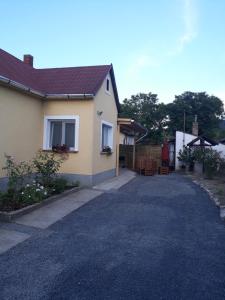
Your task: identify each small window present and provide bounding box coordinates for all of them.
[106,78,110,92]
[101,121,113,151]
[50,120,75,149]
[43,115,79,151]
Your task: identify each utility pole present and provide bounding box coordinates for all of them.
[183,110,186,149]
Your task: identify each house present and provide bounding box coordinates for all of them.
[0,49,144,189]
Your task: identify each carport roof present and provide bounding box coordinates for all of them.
[118,118,147,135]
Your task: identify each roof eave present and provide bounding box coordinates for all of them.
[46,93,94,99]
[0,75,45,98]
[0,75,94,100]
[118,118,147,135]
[109,65,121,112]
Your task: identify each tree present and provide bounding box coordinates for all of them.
[120,91,225,144]
[120,93,167,143]
[166,92,224,139]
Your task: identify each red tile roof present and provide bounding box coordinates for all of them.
[35,66,111,94]
[0,49,38,91]
[0,49,120,109]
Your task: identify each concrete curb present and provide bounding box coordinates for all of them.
[192,180,220,206]
[93,170,136,191]
[0,186,80,222]
[190,178,225,222]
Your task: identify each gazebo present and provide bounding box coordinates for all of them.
[186,135,218,174]
[187,136,218,148]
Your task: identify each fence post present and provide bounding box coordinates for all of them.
[132,138,136,170]
[116,123,120,176]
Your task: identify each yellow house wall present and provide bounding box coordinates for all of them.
[43,99,94,175]
[0,77,118,181]
[92,75,118,175]
[0,86,43,178]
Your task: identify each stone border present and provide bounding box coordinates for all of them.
[188,176,225,222]
[220,207,225,221]
[192,180,220,206]
[0,186,80,222]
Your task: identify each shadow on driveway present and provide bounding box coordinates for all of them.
[0,173,225,300]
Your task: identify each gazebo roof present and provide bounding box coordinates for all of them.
[187,136,218,147]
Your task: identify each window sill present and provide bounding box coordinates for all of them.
[42,149,78,153]
[100,151,113,155]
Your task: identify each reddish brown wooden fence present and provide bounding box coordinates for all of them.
[119,144,162,170]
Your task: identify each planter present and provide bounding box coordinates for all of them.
[194,162,203,175]
[101,146,112,156]
[0,186,80,222]
[101,151,112,156]
[188,162,194,172]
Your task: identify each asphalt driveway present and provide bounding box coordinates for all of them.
[0,173,225,300]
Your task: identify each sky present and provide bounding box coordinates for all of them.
[1,0,225,104]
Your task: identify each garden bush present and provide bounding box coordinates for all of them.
[19,181,48,205]
[2,155,33,194]
[49,177,68,194]
[178,146,195,170]
[201,148,222,179]
[0,150,73,211]
[178,146,224,179]
[33,150,63,187]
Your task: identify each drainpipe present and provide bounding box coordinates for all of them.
[132,134,136,170]
[116,123,120,176]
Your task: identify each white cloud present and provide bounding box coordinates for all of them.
[119,1,199,100]
[126,54,160,77]
[118,53,160,100]
[170,0,198,55]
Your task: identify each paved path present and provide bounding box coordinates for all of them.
[16,189,103,229]
[0,170,135,254]
[0,173,225,299]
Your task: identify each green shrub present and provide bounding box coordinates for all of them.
[202,148,222,179]
[178,146,195,170]
[192,147,223,179]
[33,151,63,187]
[19,181,48,205]
[2,154,33,194]
[50,177,68,194]
[217,159,225,177]
[1,151,71,211]
[178,146,224,178]
[0,191,3,208]
[0,190,15,211]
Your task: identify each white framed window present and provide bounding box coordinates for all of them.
[101,120,113,151]
[43,115,79,151]
[105,76,110,94]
